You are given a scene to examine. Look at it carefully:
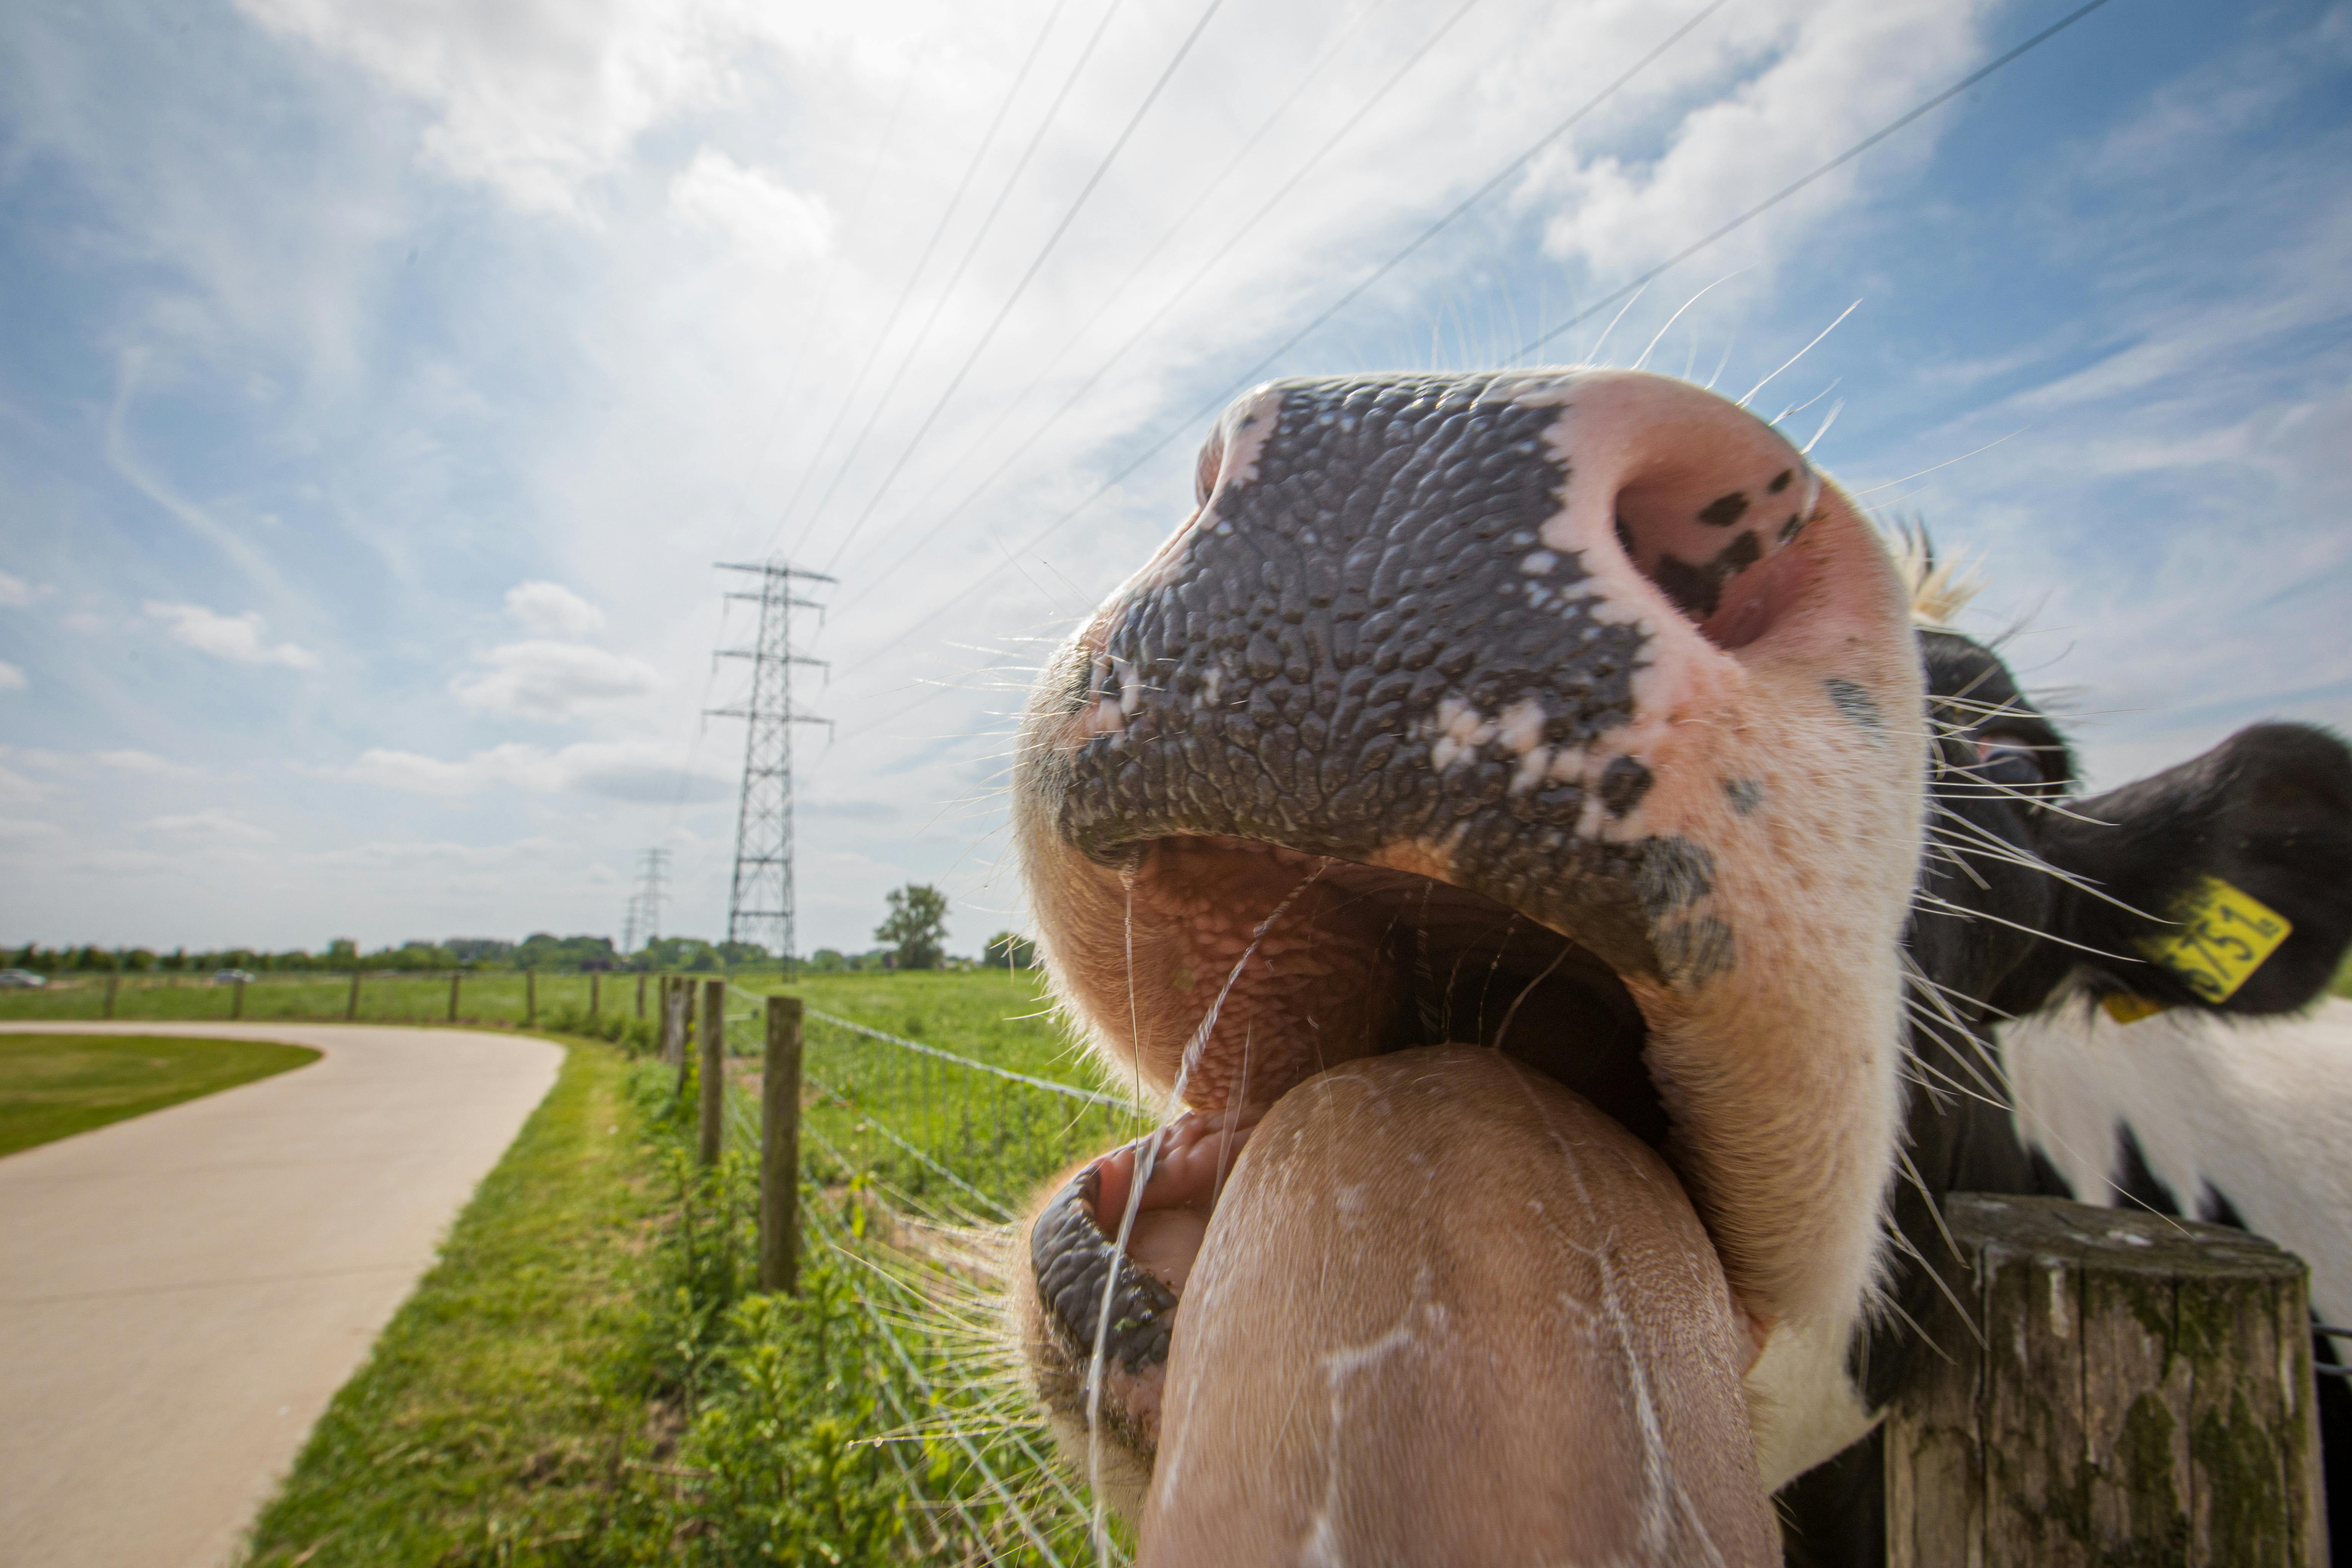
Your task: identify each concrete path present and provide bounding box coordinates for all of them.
[0,1022,562,1568]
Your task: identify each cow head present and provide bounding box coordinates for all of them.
[1000,367,2352,1560]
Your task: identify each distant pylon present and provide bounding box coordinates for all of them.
[709,561,832,966]
[622,847,670,953]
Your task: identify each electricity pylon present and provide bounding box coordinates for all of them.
[708,560,832,968]
[621,847,669,954]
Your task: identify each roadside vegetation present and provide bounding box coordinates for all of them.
[0,1033,319,1156]
[242,974,1108,1567]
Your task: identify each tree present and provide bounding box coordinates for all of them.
[984,931,1037,970]
[875,884,949,971]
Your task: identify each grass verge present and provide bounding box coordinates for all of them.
[244,978,1119,1565]
[242,1036,664,1565]
[0,1033,319,1157]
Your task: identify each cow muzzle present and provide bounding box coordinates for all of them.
[1014,368,1925,1538]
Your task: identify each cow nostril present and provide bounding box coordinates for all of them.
[1612,455,1813,653]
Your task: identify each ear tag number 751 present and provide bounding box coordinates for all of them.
[2137,876,2292,1005]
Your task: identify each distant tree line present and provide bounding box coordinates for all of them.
[4,933,776,975]
[8,883,1046,976]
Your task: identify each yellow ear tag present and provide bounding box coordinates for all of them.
[2101,991,2169,1025]
[2137,876,2293,1005]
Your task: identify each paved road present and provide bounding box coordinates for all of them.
[0,1022,561,1568]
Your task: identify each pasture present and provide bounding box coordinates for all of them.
[0,1032,319,1156]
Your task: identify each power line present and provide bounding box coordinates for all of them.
[813,0,1233,576]
[835,0,1492,609]
[1513,0,2121,359]
[834,0,1716,620]
[709,562,835,963]
[760,0,1080,567]
[865,0,1401,556]
[825,0,2122,739]
[777,0,1125,567]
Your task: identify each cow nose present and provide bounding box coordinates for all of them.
[1053,369,1900,872]
[1551,370,1826,653]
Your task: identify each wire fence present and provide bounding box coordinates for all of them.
[712,987,1156,1565]
[0,968,656,1029]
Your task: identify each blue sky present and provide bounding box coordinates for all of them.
[2,0,2347,956]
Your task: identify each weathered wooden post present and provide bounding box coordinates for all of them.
[448,970,462,1022]
[697,977,725,1166]
[103,973,118,1019]
[636,970,647,1020]
[1886,1194,2324,1566]
[758,995,803,1294]
[589,970,600,1019]
[231,975,245,1020]
[346,970,361,1021]
[524,968,537,1028]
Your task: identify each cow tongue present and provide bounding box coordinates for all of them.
[1134,1046,1776,1568]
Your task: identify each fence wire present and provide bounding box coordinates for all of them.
[715,991,1152,1564]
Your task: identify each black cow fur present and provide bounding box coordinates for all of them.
[1777,629,2352,1566]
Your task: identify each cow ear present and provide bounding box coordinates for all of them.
[1990,723,2352,1018]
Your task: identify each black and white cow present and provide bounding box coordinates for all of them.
[1779,643,2352,1564]
[998,366,2352,1563]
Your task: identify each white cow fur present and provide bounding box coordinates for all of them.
[2005,994,2352,1327]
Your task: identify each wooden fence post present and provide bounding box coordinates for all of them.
[697,978,726,1166]
[590,970,600,1019]
[636,971,647,1020]
[1885,1193,2325,1566]
[231,976,245,1020]
[525,968,537,1028]
[346,971,361,1020]
[103,973,118,1019]
[759,995,803,1294]
[448,971,462,1023]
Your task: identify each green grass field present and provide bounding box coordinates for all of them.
[745,968,1102,1080]
[0,1033,321,1156]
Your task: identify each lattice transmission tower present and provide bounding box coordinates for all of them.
[708,561,832,966]
[621,847,669,954]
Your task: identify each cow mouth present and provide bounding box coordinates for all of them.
[1030,831,1699,1438]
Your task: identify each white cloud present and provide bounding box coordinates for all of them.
[0,661,23,691]
[236,0,746,216]
[504,579,607,637]
[0,572,34,607]
[144,601,321,669]
[136,809,276,842]
[670,147,834,259]
[0,817,64,843]
[340,739,728,801]
[448,639,660,721]
[0,765,47,807]
[1527,2,1989,286]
